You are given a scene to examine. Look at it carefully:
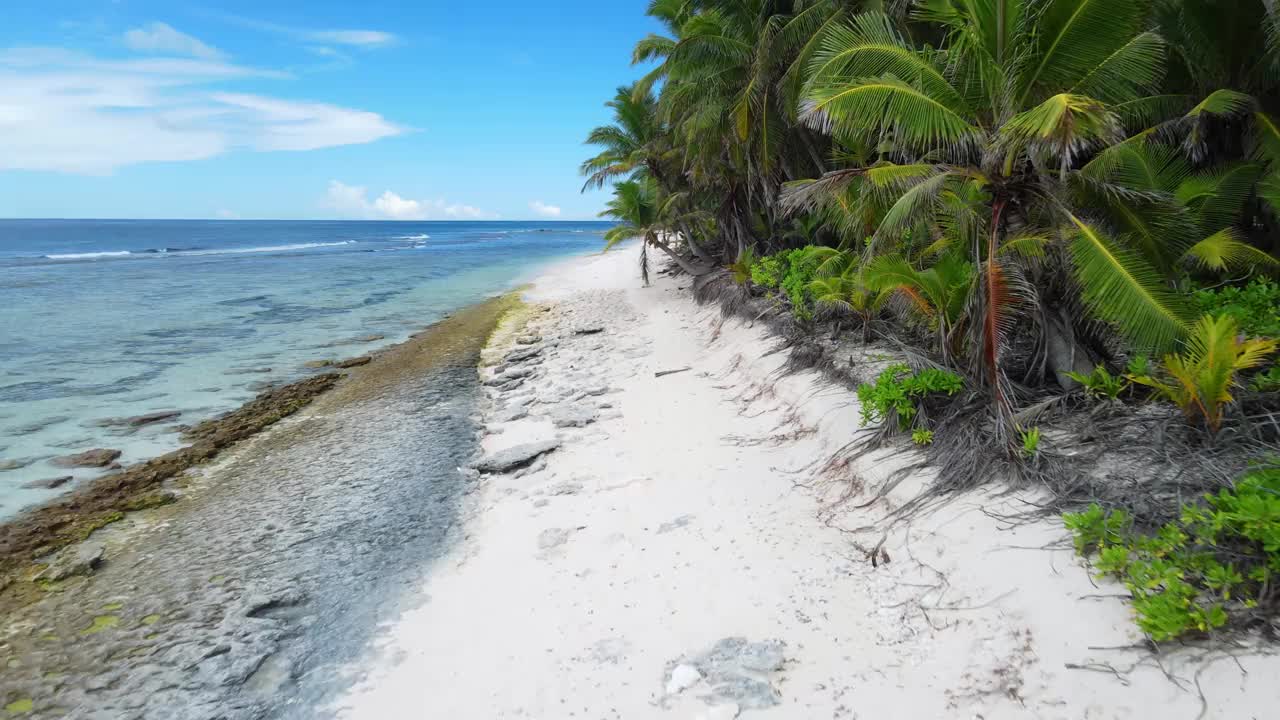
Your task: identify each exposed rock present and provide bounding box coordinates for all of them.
[583,386,610,396]
[468,440,561,474]
[355,334,385,343]
[706,676,780,710]
[537,527,573,550]
[666,663,703,694]
[304,360,333,369]
[550,406,599,428]
[493,406,529,423]
[36,542,105,582]
[499,366,534,381]
[0,457,37,471]
[129,410,182,426]
[505,346,542,363]
[657,514,695,534]
[673,637,786,710]
[334,356,372,369]
[513,456,548,479]
[50,448,122,468]
[516,334,541,345]
[546,481,584,496]
[23,476,73,490]
[573,325,605,335]
[485,367,533,387]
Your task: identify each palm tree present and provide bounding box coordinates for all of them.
[599,178,711,284]
[580,84,663,192]
[784,1,1209,433]
[631,0,854,260]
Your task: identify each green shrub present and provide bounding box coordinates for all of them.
[749,253,787,289]
[1019,426,1042,458]
[911,429,934,446]
[857,364,964,430]
[1194,279,1280,339]
[1251,365,1280,392]
[747,246,826,321]
[1063,466,1280,641]
[1065,365,1130,400]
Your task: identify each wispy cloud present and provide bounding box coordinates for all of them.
[325,181,490,221]
[305,29,396,47]
[0,48,403,174]
[528,200,562,218]
[123,22,225,60]
[213,13,398,48]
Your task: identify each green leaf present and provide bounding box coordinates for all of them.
[1066,213,1193,352]
[1183,228,1280,272]
[802,74,979,153]
[1019,0,1148,105]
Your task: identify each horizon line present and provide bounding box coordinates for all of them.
[0,217,613,223]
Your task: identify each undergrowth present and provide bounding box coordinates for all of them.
[1065,465,1280,641]
[1194,279,1280,340]
[748,246,824,322]
[856,364,964,432]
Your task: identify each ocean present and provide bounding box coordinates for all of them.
[0,219,606,518]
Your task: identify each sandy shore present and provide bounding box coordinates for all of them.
[332,244,1276,719]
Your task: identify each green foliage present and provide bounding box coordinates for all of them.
[1251,365,1280,392]
[1064,467,1280,641]
[911,429,934,446]
[856,364,964,431]
[1129,314,1278,432]
[1194,279,1280,339]
[747,246,828,321]
[1126,355,1152,377]
[1065,365,1130,400]
[748,252,785,289]
[1020,426,1042,458]
[731,247,759,285]
[780,247,824,322]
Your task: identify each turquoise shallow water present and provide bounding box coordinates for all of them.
[0,219,606,517]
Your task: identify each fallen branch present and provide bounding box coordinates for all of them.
[655,367,692,378]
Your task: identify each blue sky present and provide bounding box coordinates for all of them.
[0,1,659,220]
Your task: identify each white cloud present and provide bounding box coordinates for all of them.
[528,200,562,218]
[373,191,425,220]
[0,48,402,174]
[306,30,396,47]
[325,181,488,220]
[213,13,398,48]
[123,22,225,60]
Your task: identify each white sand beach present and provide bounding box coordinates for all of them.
[330,245,1277,719]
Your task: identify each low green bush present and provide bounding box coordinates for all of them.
[1194,279,1280,339]
[1066,365,1130,400]
[1251,365,1280,392]
[857,364,964,430]
[748,246,826,321]
[749,253,787,289]
[1064,466,1280,641]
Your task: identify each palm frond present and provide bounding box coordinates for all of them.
[801,74,979,153]
[1066,213,1193,352]
[1018,0,1148,106]
[1183,228,1280,272]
